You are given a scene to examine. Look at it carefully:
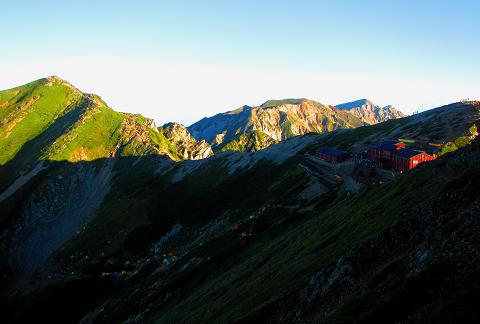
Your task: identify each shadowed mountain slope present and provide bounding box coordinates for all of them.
[1,95,478,323]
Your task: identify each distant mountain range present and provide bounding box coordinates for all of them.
[188,98,403,152]
[0,77,406,172]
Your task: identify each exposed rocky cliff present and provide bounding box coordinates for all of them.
[159,123,213,160]
[336,98,405,124]
[188,99,365,150]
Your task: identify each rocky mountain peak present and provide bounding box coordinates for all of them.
[188,98,365,150]
[336,99,405,124]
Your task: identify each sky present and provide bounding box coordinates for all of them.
[1,0,479,125]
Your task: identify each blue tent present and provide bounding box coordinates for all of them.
[163,258,171,267]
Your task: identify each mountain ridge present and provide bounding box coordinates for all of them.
[0,77,479,323]
[188,98,368,151]
[0,77,405,161]
[188,97,407,153]
[0,77,212,163]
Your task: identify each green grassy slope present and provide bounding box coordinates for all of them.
[43,101,181,162]
[0,77,183,191]
[0,77,83,165]
[0,77,183,164]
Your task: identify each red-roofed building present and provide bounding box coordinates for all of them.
[370,140,435,172]
[391,149,435,172]
[315,147,349,164]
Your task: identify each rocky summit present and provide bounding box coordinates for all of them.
[1,78,480,323]
[336,98,406,125]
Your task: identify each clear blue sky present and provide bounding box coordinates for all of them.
[1,0,479,124]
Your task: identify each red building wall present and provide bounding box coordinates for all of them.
[409,152,435,169]
[370,149,381,159]
[391,155,409,172]
[391,152,435,172]
[370,142,405,160]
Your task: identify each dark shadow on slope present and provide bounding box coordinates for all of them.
[1,275,117,324]
[0,150,308,323]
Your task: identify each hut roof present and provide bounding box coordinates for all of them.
[395,148,426,158]
[317,147,348,157]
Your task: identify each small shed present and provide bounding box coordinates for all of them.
[315,147,348,164]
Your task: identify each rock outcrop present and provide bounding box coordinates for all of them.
[219,130,278,153]
[160,122,213,160]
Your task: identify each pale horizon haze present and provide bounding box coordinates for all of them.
[1,0,479,126]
